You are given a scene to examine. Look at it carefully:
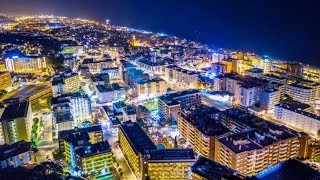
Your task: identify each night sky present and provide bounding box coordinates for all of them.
[1,0,320,65]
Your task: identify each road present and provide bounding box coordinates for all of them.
[35,113,58,163]
[98,111,136,180]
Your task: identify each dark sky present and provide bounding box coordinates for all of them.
[1,0,320,65]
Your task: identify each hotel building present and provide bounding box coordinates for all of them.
[5,52,46,73]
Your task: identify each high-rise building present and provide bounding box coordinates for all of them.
[0,71,11,90]
[274,101,320,136]
[158,90,201,120]
[215,129,301,176]
[119,121,196,180]
[95,83,125,103]
[135,77,168,98]
[52,70,81,97]
[260,89,280,113]
[164,65,198,88]
[177,105,229,159]
[0,102,32,144]
[4,51,46,73]
[58,126,111,175]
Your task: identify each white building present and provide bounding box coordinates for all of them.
[274,101,320,136]
[260,89,281,113]
[164,65,198,88]
[95,84,125,103]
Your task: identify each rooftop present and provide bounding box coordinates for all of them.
[158,89,200,106]
[276,101,320,120]
[148,149,195,161]
[120,121,157,155]
[180,105,229,136]
[58,125,102,147]
[253,159,320,180]
[0,101,29,121]
[0,140,31,161]
[191,156,243,180]
[75,141,111,157]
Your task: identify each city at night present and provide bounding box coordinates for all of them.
[0,1,319,180]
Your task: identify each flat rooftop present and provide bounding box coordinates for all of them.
[191,156,243,180]
[148,149,195,161]
[253,159,320,180]
[276,101,320,120]
[58,125,102,147]
[75,141,111,157]
[158,89,200,106]
[0,140,31,161]
[0,101,29,121]
[180,105,229,136]
[120,121,157,155]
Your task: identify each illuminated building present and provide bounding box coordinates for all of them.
[52,93,92,130]
[137,59,167,75]
[119,121,196,180]
[0,71,11,90]
[221,59,233,73]
[245,68,263,78]
[64,57,79,71]
[135,77,168,97]
[303,65,320,82]
[122,105,137,122]
[90,74,109,89]
[214,73,268,106]
[64,72,81,93]
[164,65,199,88]
[284,80,320,104]
[82,58,114,74]
[274,101,320,136]
[211,62,226,76]
[190,156,245,180]
[119,60,137,82]
[261,74,286,84]
[178,105,229,159]
[100,67,120,81]
[124,68,149,89]
[260,88,280,113]
[0,140,31,169]
[146,149,195,180]
[95,83,125,103]
[158,89,201,120]
[4,51,46,73]
[58,126,108,174]
[52,70,81,97]
[0,101,32,144]
[287,62,303,77]
[75,141,113,175]
[215,128,301,176]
